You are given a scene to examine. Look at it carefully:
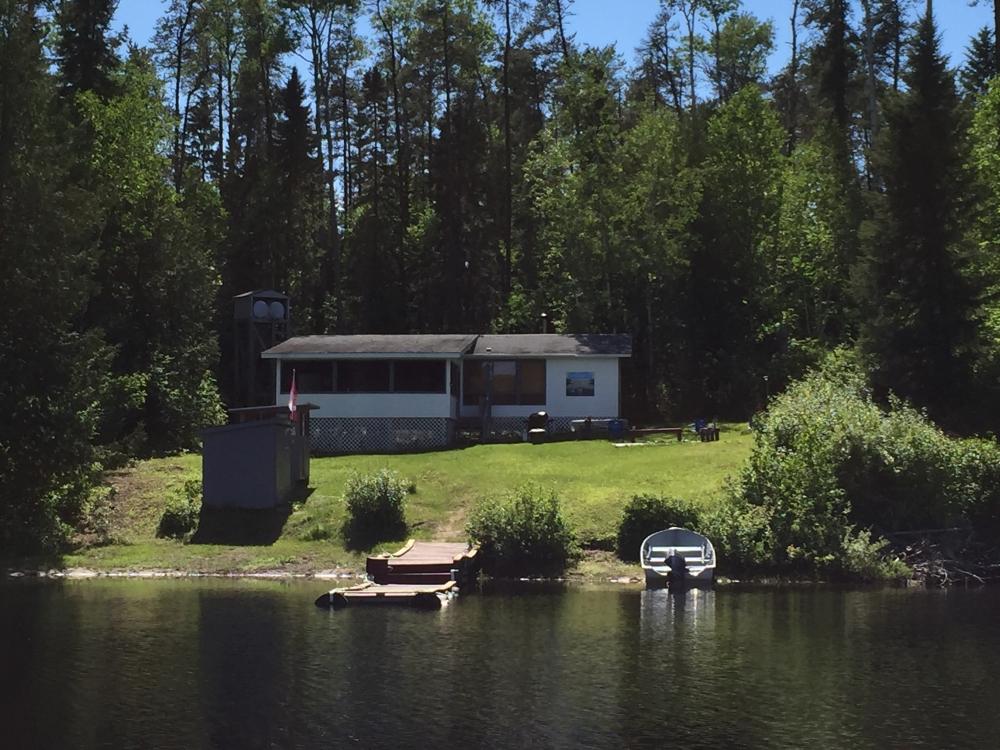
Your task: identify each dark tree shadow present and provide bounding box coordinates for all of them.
[189,488,313,546]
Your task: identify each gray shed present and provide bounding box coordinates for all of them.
[201,403,316,509]
[202,420,294,509]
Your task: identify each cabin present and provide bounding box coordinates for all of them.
[261,333,631,454]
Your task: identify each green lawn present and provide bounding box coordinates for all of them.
[58,426,753,575]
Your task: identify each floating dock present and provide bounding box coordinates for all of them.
[315,540,478,609]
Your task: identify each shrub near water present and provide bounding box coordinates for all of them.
[616,495,700,561]
[467,486,578,577]
[157,480,201,539]
[342,469,409,548]
[699,498,775,572]
[727,352,1000,579]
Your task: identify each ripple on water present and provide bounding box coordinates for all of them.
[1,580,999,749]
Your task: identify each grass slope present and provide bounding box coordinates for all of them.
[59,426,752,575]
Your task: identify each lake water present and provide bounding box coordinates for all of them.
[2,580,999,749]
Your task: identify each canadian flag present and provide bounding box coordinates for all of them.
[288,369,298,422]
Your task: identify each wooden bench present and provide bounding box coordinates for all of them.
[629,427,683,442]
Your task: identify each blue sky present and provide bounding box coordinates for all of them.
[114,0,994,72]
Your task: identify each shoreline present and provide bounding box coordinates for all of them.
[1,565,642,585]
[4,567,364,581]
[2,564,966,589]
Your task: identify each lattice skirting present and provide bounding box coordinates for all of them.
[311,417,453,455]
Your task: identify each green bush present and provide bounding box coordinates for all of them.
[700,498,776,572]
[157,480,202,539]
[725,351,1000,578]
[467,485,579,577]
[341,469,409,548]
[840,528,910,581]
[78,484,118,547]
[616,494,701,561]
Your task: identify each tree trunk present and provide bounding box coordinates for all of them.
[374,0,409,249]
[711,11,723,100]
[172,0,196,190]
[861,0,879,188]
[994,0,999,66]
[788,0,800,150]
[502,0,512,298]
[681,3,697,113]
[554,0,570,62]
[340,64,351,212]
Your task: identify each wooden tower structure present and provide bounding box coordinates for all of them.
[233,290,290,407]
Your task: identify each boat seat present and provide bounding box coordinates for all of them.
[645,546,706,564]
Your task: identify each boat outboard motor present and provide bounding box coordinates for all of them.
[666,553,688,584]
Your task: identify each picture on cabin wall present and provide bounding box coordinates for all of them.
[566,371,595,397]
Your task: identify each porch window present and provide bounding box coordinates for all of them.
[463,361,486,405]
[519,360,546,405]
[491,361,517,405]
[280,360,333,393]
[463,360,547,406]
[393,360,446,393]
[337,361,390,392]
[281,358,452,394]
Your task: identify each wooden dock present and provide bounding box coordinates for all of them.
[315,540,478,609]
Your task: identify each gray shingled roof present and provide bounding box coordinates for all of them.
[261,334,478,358]
[470,334,631,357]
[262,333,631,358]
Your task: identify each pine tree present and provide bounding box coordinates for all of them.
[802,0,862,322]
[342,66,405,331]
[873,0,912,93]
[859,3,982,426]
[633,5,685,114]
[272,66,326,331]
[55,0,121,101]
[960,26,997,99]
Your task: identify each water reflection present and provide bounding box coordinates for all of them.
[3,581,1000,749]
[638,587,716,639]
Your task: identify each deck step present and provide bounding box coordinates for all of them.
[386,562,460,574]
[376,572,454,585]
[365,540,480,586]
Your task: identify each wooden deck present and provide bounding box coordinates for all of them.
[315,540,479,609]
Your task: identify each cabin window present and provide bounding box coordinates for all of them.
[393,360,446,393]
[491,361,517,405]
[519,360,546,405]
[463,360,547,406]
[336,361,390,393]
[280,360,333,393]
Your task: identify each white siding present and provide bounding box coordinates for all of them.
[459,356,621,419]
[292,393,453,418]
